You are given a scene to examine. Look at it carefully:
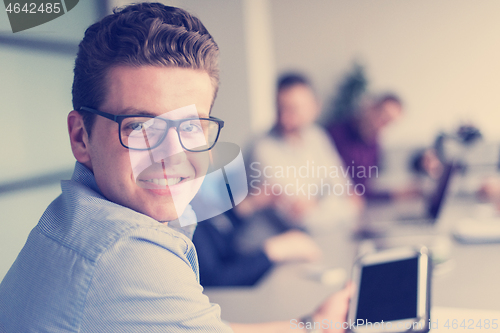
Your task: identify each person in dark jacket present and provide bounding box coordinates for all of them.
[193,208,321,287]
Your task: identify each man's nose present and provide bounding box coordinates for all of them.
[151,127,187,163]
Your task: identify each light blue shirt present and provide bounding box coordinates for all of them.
[0,162,233,332]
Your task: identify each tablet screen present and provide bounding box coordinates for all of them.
[356,257,419,323]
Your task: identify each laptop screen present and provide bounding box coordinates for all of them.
[427,163,454,220]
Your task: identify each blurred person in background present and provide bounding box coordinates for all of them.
[324,65,424,202]
[193,208,321,287]
[327,93,413,201]
[325,65,421,202]
[410,148,445,181]
[240,73,361,251]
[478,177,500,205]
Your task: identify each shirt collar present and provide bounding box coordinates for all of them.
[71,162,104,197]
[69,161,197,237]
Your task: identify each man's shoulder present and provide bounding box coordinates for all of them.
[251,128,287,154]
[37,178,185,263]
[328,119,360,142]
[307,123,331,138]
[0,183,196,333]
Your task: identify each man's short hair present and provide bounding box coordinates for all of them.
[72,2,219,137]
[373,93,403,109]
[277,72,314,94]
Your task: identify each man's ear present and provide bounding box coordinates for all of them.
[68,110,92,168]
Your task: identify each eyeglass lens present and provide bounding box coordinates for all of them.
[121,117,219,151]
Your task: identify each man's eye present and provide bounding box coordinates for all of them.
[180,122,203,133]
[124,121,158,138]
[127,122,146,131]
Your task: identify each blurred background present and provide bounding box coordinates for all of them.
[1,0,500,315]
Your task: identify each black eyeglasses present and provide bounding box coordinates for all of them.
[80,106,224,152]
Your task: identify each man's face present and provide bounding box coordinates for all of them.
[277,84,319,134]
[85,66,214,222]
[370,100,402,131]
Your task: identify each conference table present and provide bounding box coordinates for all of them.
[204,170,500,324]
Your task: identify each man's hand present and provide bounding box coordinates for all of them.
[393,184,423,201]
[275,195,319,225]
[229,284,353,333]
[312,283,354,333]
[264,230,322,263]
[236,187,278,217]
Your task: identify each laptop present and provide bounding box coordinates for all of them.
[398,162,455,224]
[359,163,456,235]
[356,163,456,259]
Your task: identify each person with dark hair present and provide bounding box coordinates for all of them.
[410,148,444,180]
[0,4,351,332]
[242,73,360,250]
[327,93,414,201]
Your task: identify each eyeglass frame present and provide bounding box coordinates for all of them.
[79,106,224,152]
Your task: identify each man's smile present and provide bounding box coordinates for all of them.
[140,177,183,186]
[137,177,187,187]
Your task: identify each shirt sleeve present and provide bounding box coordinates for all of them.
[80,227,233,333]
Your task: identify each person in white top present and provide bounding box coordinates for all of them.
[241,73,362,241]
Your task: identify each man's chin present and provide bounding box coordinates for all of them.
[145,207,185,223]
[134,192,195,222]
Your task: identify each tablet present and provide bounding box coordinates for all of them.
[348,246,431,333]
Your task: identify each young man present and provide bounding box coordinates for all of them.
[242,73,360,248]
[0,3,350,332]
[327,94,418,201]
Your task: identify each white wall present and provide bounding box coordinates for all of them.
[0,0,99,183]
[0,1,100,279]
[242,0,277,134]
[270,0,500,147]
